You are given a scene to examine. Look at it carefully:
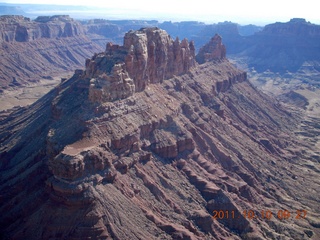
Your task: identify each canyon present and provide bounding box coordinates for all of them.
[0,27,319,239]
[0,15,103,90]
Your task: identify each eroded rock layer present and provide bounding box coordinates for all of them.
[0,28,319,239]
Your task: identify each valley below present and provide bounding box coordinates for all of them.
[0,73,70,111]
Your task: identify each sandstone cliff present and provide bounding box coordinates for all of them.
[0,28,319,239]
[0,15,84,42]
[86,27,196,101]
[0,15,103,89]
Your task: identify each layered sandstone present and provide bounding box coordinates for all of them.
[0,15,84,43]
[87,27,196,101]
[0,28,319,240]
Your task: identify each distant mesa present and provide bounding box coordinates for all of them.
[289,18,307,23]
[0,14,84,42]
[261,17,320,36]
[34,15,76,23]
[0,14,102,90]
[234,18,320,73]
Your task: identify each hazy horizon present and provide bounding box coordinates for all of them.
[1,0,319,25]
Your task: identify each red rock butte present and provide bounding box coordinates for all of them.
[85,28,230,102]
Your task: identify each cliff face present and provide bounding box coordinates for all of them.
[0,28,319,240]
[87,28,196,101]
[0,15,84,42]
[0,15,103,89]
[261,18,320,37]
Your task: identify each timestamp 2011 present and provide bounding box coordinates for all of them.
[212,209,307,221]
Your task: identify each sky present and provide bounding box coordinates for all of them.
[3,0,320,25]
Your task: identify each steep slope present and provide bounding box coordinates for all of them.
[0,28,319,240]
[0,15,103,90]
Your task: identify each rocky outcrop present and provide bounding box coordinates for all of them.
[85,20,262,53]
[124,28,196,90]
[196,34,226,64]
[87,27,196,101]
[86,28,241,103]
[88,62,135,102]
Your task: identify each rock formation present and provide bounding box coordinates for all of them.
[0,28,319,239]
[196,34,226,64]
[87,27,196,101]
[0,15,84,42]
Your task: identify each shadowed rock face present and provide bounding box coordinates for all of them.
[0,28,319,240]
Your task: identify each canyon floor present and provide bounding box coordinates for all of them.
[0,72,71,111]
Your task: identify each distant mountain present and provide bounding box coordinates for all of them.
[158,19,320,74]
[234,18,320,73]
[238,24,263,36]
